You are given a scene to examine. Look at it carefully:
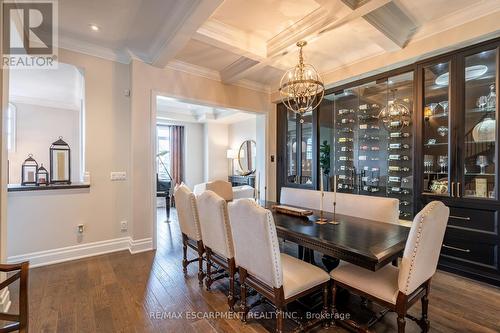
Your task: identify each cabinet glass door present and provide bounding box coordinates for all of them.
[357,80,387,197]
[286,110,298,184]
[461,48,497,199]
[300,111,314,185]
[334,89,357,193]
[422,62,452,196]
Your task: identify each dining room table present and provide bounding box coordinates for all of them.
[262,201,410,272]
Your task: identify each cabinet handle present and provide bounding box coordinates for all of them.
[451,182,455,197]
[449,215,471,221]
[443,244,471,253]
[457,182,461,198]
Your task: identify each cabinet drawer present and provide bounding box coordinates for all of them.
[447,206,498,235]
[441,234,498,268]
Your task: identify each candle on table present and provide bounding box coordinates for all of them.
[320,167,324,212]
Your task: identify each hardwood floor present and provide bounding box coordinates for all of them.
[6,208,500,332]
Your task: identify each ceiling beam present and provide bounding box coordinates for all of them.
[151,0,223,68]
[193,19,267,61]
[221,0,391,84]
[362,1,417,50]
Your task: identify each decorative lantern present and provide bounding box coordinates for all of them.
[21,154,38,186]
[50,137,71,184]
[36,164,49,186]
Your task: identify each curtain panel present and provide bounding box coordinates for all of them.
[169,125,184,186]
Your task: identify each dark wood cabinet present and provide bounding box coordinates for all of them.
[228,175,255,187]
[276,37,500,286]
[417,40,500,286]
[276,103,318,200]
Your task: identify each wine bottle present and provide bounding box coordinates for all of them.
[389,132,411,138]
[400,201,411,206]
[341,118,355,124]
[338,109,354,115]
[389,120,410,128]
[389,176,401,183]
[338,137,353,143]
[340,146,352,152]
[371,146,380,151]
[388,166,410,172]
[388,143,410,150]
[388,154,410,161]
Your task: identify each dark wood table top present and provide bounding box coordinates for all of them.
[262,201,410,271]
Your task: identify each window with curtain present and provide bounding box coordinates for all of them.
[157,125,171,181]
[157,124,184,185]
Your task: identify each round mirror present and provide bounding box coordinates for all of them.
[238,140,257,175]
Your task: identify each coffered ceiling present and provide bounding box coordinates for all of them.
[56,0,500,92]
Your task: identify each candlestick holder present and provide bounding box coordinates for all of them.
[329,201,340,225]
[316,192,328,224]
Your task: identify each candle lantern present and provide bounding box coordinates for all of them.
[21,154,38,186]
[36,164,49,186]
[49,137,71,184]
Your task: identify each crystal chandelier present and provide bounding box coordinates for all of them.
[279,41,324,119]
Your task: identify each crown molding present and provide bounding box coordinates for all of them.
[166,60,270,93]
[166,59,221,81]
[59,36,131,64]
[411,0,500,42]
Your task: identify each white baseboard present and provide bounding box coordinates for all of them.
[7,236,154,268]
[129,238,153,254]
[0,288,11,313]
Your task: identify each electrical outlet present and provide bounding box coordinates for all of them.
[120,220,128,231]
[110,172,127,181]
[77,224,85,234]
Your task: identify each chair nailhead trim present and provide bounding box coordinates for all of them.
[266,210,283,288]
[404,202,438,294]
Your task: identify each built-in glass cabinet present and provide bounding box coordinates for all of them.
[277,38,500,286]
[319,72,415,220]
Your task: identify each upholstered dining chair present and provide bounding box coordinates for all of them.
[196,190,236,311]
[206,180,234,201]
[330,201,449,333]
[173,184,205,285]
[228,199,331,333]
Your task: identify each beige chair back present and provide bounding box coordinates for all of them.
[228,198,283,288]
[206,180,233,201]
[173,184,202,241]
[196,190,234,259]
[398,201,449,295]
[280,187,320,210]
[280,187,399,224]
[324,192,399,224]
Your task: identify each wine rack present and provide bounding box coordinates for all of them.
[333,74,414,220]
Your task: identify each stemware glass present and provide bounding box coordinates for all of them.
[437,126,449,137]
[439,101,449,115]
[424,155,434,173]
[476,155,489,174]
[438,155,448,173]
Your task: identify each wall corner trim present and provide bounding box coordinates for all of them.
[7,237,154,268]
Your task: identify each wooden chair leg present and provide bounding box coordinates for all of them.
[239,268,249,323]
[421,282,431,332]
[228,258,236,312]
[197,241,205,286]
[276,307,284,333]
[182,234,188,274]
[397,313,406,333]
[205,248,213,291]
[322,282,329,328]
[331,282,338,327]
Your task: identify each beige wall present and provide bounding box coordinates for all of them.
[8,102,81,184]
[7,49,132,257]
[130,59,274,241]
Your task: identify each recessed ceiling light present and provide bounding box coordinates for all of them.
[89,24,100,32]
